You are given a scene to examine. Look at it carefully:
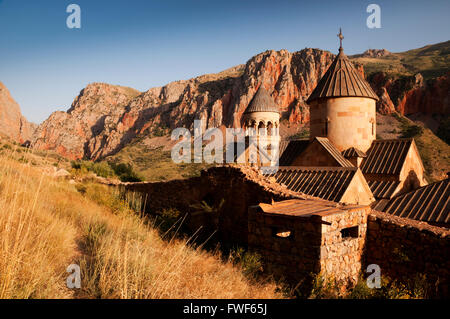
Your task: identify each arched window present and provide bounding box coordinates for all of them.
[267,122,273,136]
[258,121,266,135]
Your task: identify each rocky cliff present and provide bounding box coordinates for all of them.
[369,72,450,116]
[0,82,36,143]
[31,48,335,160]
[30,46,450,161]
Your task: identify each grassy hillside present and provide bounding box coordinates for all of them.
[351,40,450,79]
[104,136,212,182]
[0,143,282,298]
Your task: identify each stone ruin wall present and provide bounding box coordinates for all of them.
[320,207,370,285]
[364,210,450,297]
[120,165,313,245]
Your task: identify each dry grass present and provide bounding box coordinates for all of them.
[0,147,282,299]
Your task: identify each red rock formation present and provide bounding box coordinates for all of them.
[0,82,36,143]
[397,73,449,115]
[368,72,450,116]
[31,49,335,160]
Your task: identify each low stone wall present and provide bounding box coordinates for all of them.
[120,165,313,245]
[364,210,450,297]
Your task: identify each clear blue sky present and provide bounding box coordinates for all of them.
[1,0,449,123]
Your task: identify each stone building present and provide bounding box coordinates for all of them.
[248,199,371,290]
[241,31,446,290]
[276,32,427,206]
[306,32,379,153]
[241,85,280,136]
[234,85,281,166]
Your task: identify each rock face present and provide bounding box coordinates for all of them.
[368,72,450,116]
[0,82,36,143]
[351,49,391,58]
[30,46,449,161]
[31,49,335,160]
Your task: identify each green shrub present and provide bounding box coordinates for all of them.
[401,124,424,138]
[228,247,263,279]
[90,162,115,178]
[109,162,143,182]
[70,160,142,182]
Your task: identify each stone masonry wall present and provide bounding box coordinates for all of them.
[320,207,370,285]
[121,165,315,245]
[248,206,322,290]
[364,210,450,297]
[290,140,341,167]
[248,205,370,290]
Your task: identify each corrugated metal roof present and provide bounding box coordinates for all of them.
[360,138,414,175]
[278,139,309,166]
[368,180,400,199]
[315,137,354,167]
[265,166,358,202]
[306,48,379,103]
[342,147,367,158]
[380,178,450,225]
[258,199,361,218]
[244,86,280,114]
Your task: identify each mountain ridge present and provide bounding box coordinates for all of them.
[1,41,448,162]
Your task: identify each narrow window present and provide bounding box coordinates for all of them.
[341,226,359,239]
[272,228,293,239]
[325,120,328,135]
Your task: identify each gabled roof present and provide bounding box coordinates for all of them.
[368,180,401,200]
[375,178,450,225]
[265,166,358,202]
[258,199,365,218]
[361,138,419,175]
[278,139,309,166]
[342,147,367,158]
[315,137,354,167]
[306,48,379,103]
[244,86,279,114]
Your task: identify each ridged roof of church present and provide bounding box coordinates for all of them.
[244,86,280,114]
[307,37,379,103]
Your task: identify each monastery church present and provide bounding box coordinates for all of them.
[237,30,435,221]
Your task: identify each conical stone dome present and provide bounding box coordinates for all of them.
[307,48,379,103]
[244,86,280,114]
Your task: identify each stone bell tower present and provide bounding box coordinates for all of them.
[241,85,280,165]
[242,85,280,139]
[306,29,379,153]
